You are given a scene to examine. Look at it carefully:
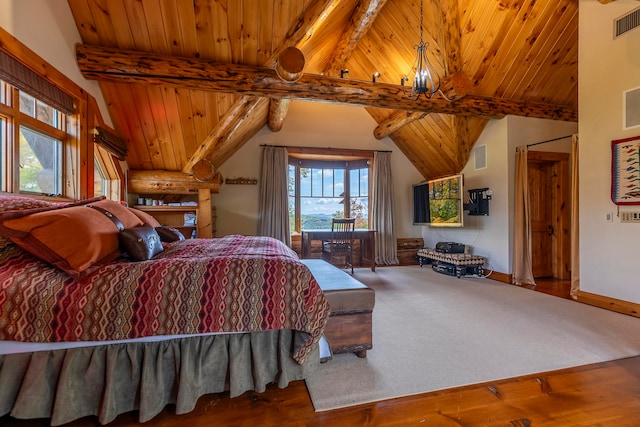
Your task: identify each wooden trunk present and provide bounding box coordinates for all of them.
[397,237,424,265]
[324,312,372,358]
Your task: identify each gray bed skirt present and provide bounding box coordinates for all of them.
[0,330,319,425]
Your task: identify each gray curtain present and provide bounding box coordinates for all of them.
[258,146,291,245]
[371,152,398,265]
[570,134,580,297]
[513,145,535,286]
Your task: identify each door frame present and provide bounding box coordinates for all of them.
[527,151,571,280]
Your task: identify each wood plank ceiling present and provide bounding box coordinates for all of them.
[67,0,578,181]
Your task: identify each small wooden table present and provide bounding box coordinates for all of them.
[301,229,377,271]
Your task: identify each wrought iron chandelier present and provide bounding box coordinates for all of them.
[402,0,441,99]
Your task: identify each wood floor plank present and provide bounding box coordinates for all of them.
[4,357,640,426]
[4,279,640,426]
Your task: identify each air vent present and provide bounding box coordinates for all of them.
[474,145,487,170]
[615,7,640,38]
[620,211,640,223]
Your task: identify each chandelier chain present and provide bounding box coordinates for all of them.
[419,0,424,44]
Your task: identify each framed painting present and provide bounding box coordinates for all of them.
[612,135,640,205]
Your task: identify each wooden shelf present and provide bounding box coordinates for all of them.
[131,190,215,238]
[134,205,198,212]
[134,205,199,238]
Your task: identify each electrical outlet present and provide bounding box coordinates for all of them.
[620,211,640,223]
[606,212,613,222]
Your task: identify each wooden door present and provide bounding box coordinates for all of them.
[527,152,571,279]
[529,161,554,277]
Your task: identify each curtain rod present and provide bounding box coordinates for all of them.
[526,134,573,148]
[260,144,391,153]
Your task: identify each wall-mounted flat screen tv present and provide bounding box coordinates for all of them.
[427,174,464,227]
[412,182,430,225]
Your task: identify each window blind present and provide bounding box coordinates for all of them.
[0,51,74,114]
[94,126,128,160]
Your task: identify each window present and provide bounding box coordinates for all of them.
[0,117,5,189]
[93,143,121,200]
[288,152,370,232]
[1,38,119,201]
[0,80,72,196]
[19,126,62,194]
[94,158,106,197]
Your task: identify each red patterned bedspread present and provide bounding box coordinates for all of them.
[0,235,330,363]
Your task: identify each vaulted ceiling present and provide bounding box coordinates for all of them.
[67,0,578,181]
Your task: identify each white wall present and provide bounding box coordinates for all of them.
[0,0,111,125]
[419,116,577,275]
[216,100,577,275]
[214,100,424,237]
[580,0,640,303]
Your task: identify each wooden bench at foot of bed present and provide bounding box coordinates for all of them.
[301,259,375,358]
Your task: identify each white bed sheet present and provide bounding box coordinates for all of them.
[0,331,236,355]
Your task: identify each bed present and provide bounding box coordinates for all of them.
[0,195,330,425]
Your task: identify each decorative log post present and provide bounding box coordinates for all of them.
[268,99,292,132]
[268,47,305,132]
[275,46,305,82]
[197,189,213,238]
[128,170,221,194]
[439,72,471,101]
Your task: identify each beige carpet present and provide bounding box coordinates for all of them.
[305,266,640,411]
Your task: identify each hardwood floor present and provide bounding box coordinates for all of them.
[523,277,572,300]
[4,277,640,426]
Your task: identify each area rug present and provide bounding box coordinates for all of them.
[305,266,640,411]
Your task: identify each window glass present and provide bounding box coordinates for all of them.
[0,117,4,190]
[302,168,345,229]
[0,81,8,106]
[19,126,62,195]
[288,164,297,231]
[289,161,369,232]
[350,167,369,229]
[36,100,58,128]
[311,168,322,197]
[19,90,61,128]
[298,167,308,197]
[94,158,105,197]
[19,91,35,117]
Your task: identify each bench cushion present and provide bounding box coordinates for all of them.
[300,259,375,314]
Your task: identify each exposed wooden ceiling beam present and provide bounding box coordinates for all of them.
[435,0,477,171]
[434,0,462,76]
[185,96,267,172]
[374,1,474,142]
[374,111,427,139]
[76,43,577,122]
[183,0,343,172]
[267,0,387,132]
[323,0,388,76]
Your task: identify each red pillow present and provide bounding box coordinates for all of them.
[0,195,57,250]
[128,207,162,227]
[0,197,143,278]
